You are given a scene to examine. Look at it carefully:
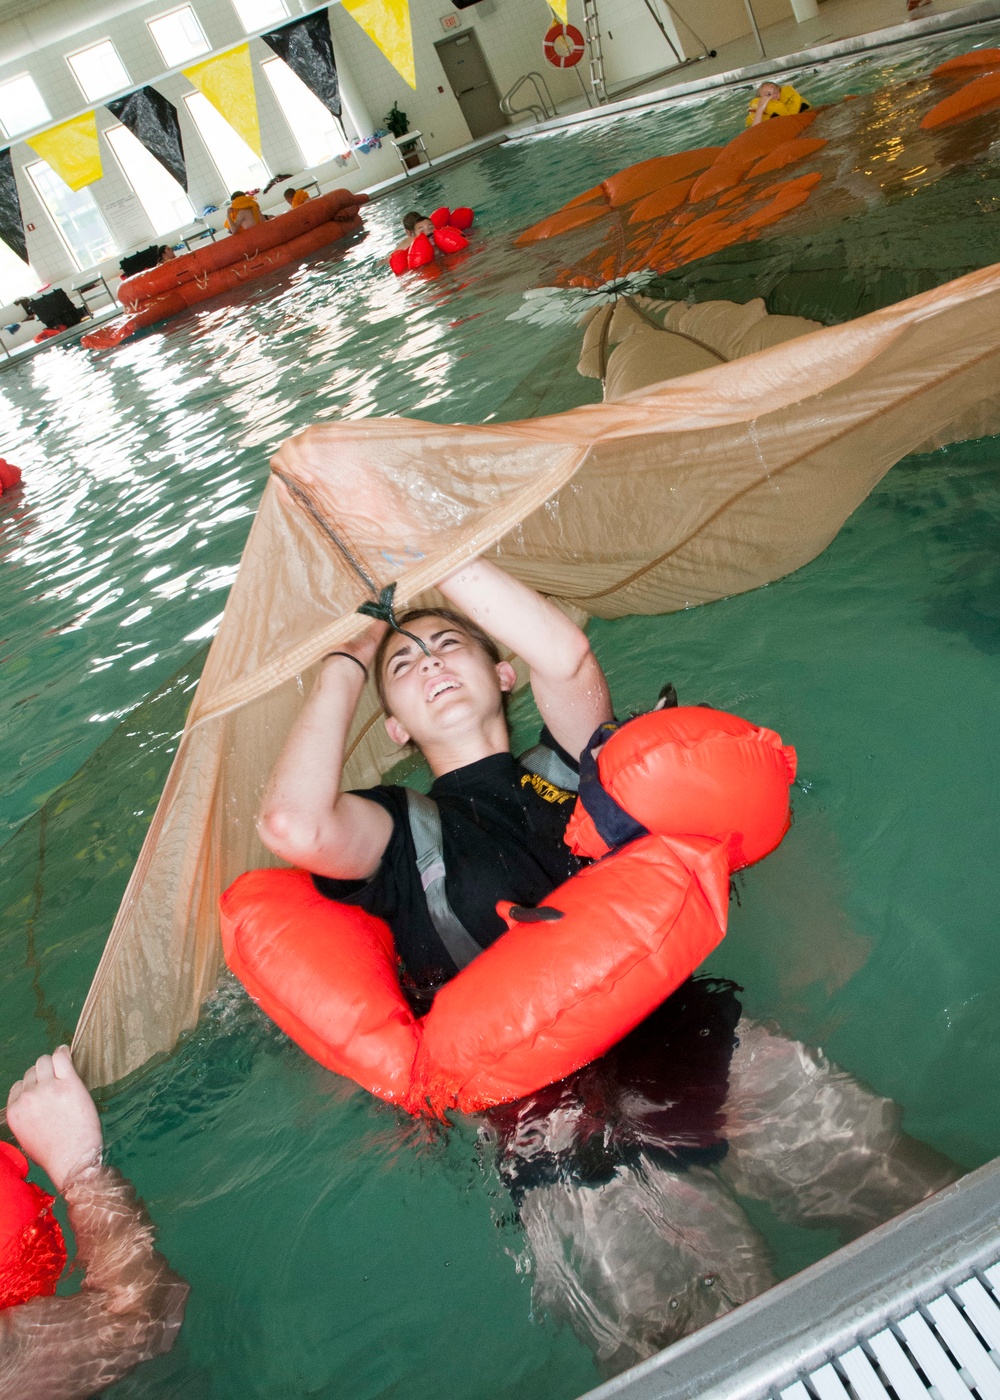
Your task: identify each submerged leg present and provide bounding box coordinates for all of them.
[518,1155,775,1378]
[718,1019,961,1239]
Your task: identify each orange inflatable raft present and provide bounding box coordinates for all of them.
[83,188,368,350]
[221,706,796,1116]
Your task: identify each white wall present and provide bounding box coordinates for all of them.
[0,0,796,290]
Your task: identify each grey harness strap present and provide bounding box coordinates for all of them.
[518,744,581,794]
[404,747,580,970]
[405,787,485,970]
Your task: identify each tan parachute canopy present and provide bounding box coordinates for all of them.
[73,262,1000,1090]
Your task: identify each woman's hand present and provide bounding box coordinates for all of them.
[7,1046,102,1192]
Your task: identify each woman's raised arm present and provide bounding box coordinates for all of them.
[438,558,613,760]
[256,622,394,881]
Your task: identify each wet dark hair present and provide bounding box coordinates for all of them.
[230,191,246,200]
[374,608,506,717]
[402,211,428,233]
[283,187,296,198]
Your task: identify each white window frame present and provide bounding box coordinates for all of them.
[23,160,118,271]
[0,73,52,139]
[147,5,211,67]
[182,91,270,195]
[66,39,131,103]
[230,0,288,33]
[104,124,195,237]
[259,56,349,169]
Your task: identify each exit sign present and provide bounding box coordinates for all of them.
[440,12,461,28]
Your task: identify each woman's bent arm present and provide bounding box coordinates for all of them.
[257,626,394,880]
[439,558,613,760]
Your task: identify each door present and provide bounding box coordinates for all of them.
[436,31,508,140]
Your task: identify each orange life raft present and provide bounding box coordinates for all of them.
[220,706,796,1116]
[83,188,368,350]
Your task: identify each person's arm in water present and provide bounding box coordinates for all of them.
[1,1047,188,1400]
[437,556,612,761]
[257,620,395,881]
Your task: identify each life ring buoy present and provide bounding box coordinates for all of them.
[220,706,795,1116]
[543,22,586,69]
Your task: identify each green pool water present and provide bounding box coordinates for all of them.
[3,20,1000,1398]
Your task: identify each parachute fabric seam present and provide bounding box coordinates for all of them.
[574,329,1000,604]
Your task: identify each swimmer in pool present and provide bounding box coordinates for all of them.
[396,210,435,253]
[225,191,264,233]
[747,79,810,126]
[284,186,311,209]
[1,1046,188,1398]
[258,516,959,1374]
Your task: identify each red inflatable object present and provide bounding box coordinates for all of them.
[0,1143,67,1311]
[222,834,728,1116]
[449,207,475,231]
[83,188,368,350]
[221,707,795,1115]
[429,207,452,229]
[407,232,435,269]
[0,459,22,493]
[565,707,796,870]
[433,226,469,254]
[389,248,409,276]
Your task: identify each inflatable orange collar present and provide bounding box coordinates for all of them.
[221,706,796,1117]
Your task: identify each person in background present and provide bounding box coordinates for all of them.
[397,210,435,251]
[283,186,311,209]
[225,191,264,234]
[0,1046,188,1399]
[747,79,810,125]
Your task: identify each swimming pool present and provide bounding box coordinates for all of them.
[3,19,1000,1397]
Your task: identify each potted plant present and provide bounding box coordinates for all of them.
[385,102,409,138]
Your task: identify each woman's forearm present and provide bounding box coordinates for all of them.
[258,652,368,849]
[0,1161,188,1400]
[439,559,590,681]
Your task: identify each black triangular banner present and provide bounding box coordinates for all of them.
[0,148,27,264]
[261,11,341,119]
[106,86,187,191]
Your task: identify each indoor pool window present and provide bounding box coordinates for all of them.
[260,57,351,168]
[183,91,270,197]
[231,0,288,32]
[105,126,195,237]
[148,6,211,67]
[0,238,43,306]
[0,73,51,139]
[67,40,131,103]
[23,160,118,270]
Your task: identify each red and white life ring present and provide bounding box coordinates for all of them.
[543,22,586,68]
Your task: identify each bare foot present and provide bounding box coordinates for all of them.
[6,1046,103,1192]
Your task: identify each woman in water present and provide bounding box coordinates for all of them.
[258,484,958,1373]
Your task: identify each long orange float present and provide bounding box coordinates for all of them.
[84,188,368,350]
[220,707,796,1117]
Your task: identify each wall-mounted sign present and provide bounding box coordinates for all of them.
[440,12,462,30]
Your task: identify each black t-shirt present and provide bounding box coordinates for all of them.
[313,730,580,996]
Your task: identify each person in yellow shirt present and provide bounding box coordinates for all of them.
[283,187,311,209]
[746,80,810,126]
[225,191,264,234]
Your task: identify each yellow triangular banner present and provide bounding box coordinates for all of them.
[183,44,261,156]
[26,112,102,191]
[342,0,416,90]
[549,0,569,24]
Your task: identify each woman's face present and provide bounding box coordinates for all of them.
[379,615,513,749]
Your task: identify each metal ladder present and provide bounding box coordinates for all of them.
[578,1156,1000,1400]
[581,0,609,105]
